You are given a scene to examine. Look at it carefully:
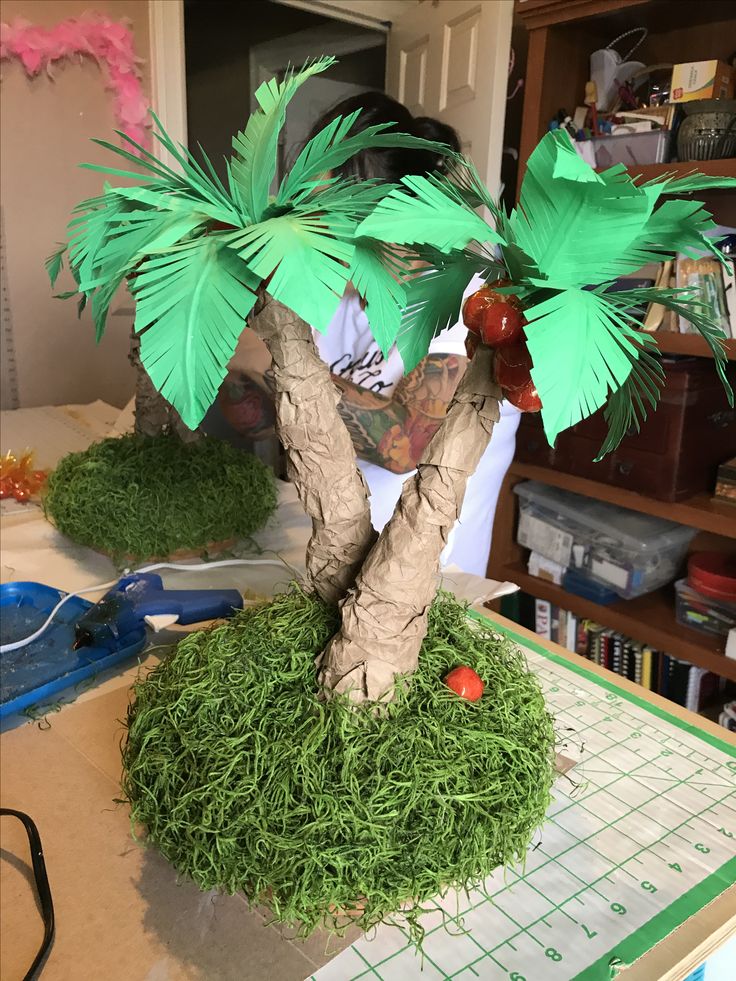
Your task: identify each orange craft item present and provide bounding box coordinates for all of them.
[445,666,484,701]
[0,450,49,503]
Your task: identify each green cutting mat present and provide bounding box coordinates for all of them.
[310,624,736,981]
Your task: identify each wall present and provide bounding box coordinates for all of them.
[0,0,151,410]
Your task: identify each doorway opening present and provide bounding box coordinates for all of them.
[184,0,386,181]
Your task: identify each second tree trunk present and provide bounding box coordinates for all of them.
[129,328,200,443]
[318,345,501,701]
[248,292,377,605]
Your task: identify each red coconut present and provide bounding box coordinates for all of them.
[496,342,542,413]
[445,666,484,701]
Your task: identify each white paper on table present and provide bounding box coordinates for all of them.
[439,564,519,606]
[110,398,136,436]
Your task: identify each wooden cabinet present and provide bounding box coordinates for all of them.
[516,361,736,501]
[487,0,736,683]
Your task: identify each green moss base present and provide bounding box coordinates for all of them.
[122,590,556,942]
[43,433,277,563]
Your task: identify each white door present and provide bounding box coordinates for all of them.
[386,0,513,196]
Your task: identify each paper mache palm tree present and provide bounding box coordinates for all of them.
[48,57,735,938]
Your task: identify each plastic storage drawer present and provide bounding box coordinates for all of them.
[514,480,696,599]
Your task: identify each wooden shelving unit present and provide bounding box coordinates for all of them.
[654,334,736,360]
[493,0,736,696]
[518,0,736,181]
[489,462,736,681]
[492,0,736,690]
[497,562,736,681]
[626,159,736,183]
[508,462,736,535]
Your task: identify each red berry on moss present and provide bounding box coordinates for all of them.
[496,342,542,413]
[12,484,31,502]
[465,332,479,360]
[445,666,484,701]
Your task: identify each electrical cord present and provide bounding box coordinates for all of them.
[0,808,55,980]
[0,557,294,654]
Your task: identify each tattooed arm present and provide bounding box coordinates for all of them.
[220,325,466,471]
[331,353,467,474]
[217,369,277,440]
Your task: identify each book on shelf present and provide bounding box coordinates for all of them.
[675,255,733,338]
[535,599,552,639]
[528,608,728,714]
[715,456,736,504]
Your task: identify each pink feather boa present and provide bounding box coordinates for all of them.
[1,12,151,149]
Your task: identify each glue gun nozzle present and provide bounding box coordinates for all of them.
[73,630,93,651]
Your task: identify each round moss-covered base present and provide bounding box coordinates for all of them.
[122,590,556,941]
[44,433,277,563]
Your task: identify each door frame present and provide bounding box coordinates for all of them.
[249,21,385,112]
[147,0,188,167]
[146,0,396,159]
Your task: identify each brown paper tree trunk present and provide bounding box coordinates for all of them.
[128,328,200,443]
[248,292,377,605]
[318,345,501,701]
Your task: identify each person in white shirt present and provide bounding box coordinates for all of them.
[213,92,520,576]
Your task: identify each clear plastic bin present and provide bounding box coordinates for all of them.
[514,481,696,599]
[675,579,736,637]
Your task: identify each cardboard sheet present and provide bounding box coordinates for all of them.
[0,682,360,981]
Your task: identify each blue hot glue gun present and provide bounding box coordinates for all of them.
[72,572,243,651]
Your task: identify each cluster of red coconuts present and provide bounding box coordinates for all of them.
[462,280,542,413]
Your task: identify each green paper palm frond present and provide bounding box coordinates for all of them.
[509,135,656,289]
[640,170,736,197]
[359,174,502,253]
[604,286,732,395]
[231,57,336,223]
[277,110,452,208]
[397,247,502,372]
[51,56,456,427]
[45,244,67,288]
[595,345,666,461]
[131,236,260,429]
[511,136,733,449]
[523,287,656,443]
[349,239,409,357]
[362,128,733,456]
[623,199,728,270]
[224,212,354,332]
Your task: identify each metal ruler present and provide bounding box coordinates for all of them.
[1,206,21,410]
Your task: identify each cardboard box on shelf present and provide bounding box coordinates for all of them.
[670,61,734,103]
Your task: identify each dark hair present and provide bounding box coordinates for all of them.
[304,91,460,183]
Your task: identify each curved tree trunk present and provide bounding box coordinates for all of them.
[318,345,501,701]
[128,328,200,443]
[248,291,377,605]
